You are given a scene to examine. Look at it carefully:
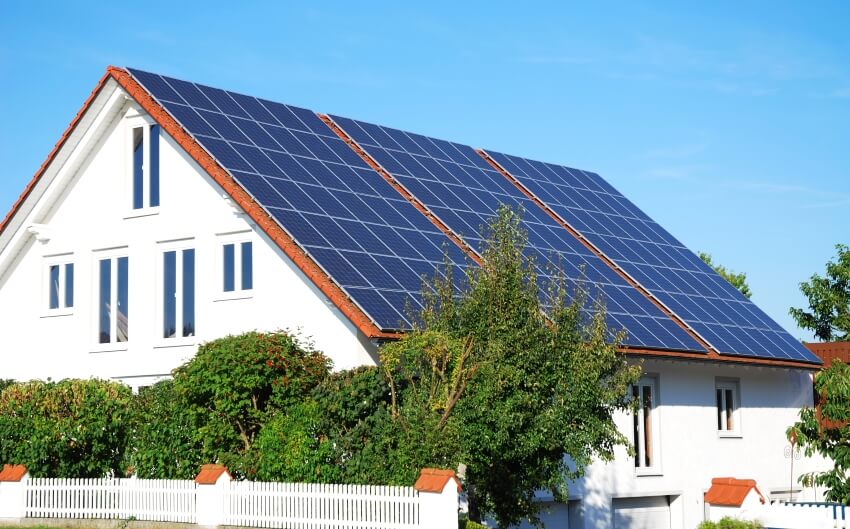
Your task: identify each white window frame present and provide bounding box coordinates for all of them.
[632,375,662,476]
[42,253,74,317]
[124,112,160,217]
[716,378,742,437]
[90,248,130,353]
[156,239,197,348]
[215,231,254,301]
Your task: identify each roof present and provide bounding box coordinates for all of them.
[805,341,850,368]
[413,468,461,493]
[195,464,230,484]
[0,66,823,369]
[704,477,766,506]
[0,464,28,481]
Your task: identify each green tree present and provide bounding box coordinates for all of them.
[0,379,133,477]
[787,360,850,503]
[125,380,203,479]
[789,244,850,341]
[699,252,752,298]
[380,206,639,528]
[172,331,331,478]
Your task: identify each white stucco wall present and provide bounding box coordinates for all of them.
[0,88,377,389]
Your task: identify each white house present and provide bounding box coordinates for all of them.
[0,67,830,529]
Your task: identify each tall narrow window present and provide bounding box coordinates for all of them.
[163,248,195,338]
[222,241,253,293]
[632,376,659,472]
[131,124,160,210]
[46,261,74,311]
[98,256,129,344]
[716,379,741,435]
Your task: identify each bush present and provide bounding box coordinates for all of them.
[0,379,133,477]
[697,517,764,529]
[125,380,202,479]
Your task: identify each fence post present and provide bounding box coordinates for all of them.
[195,464,231,527]
[414,468,460,529]
[0,464,29,520]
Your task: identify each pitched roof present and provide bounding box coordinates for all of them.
[413,468,462,493]
[0,464,28,481]
[704,477,766,506]
[195,464,230,484]
[0,66,822,368]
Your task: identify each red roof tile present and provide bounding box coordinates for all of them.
[0,464,28,481]
[704,477,765,507]
[413,468,461,493]
[195,464,230,484]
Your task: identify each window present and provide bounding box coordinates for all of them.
[44,259,74,313]
[223,241,253,293]
[162,248,195,339]
[98,256,129,344]
[130,124,160,210]
[632,376,660,473]
[716,379,741,436]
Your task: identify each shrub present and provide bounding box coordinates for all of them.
[0,379,133,477]
[697,517,764,529]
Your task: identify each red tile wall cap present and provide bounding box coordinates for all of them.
[704,477,766,506]
[0,464,28,482]
[195,464,231,484]
[414,468,462,493]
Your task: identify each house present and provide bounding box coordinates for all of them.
[0,67,830,528]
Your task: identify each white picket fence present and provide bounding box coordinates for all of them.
[25,478,196,522]
[763,501,849,529]
[223,481,421,528]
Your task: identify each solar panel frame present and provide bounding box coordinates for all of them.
[485,150,821,364]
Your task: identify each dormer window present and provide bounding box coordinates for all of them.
[128,120,160,211]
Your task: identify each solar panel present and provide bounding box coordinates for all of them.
[329,114,706,353]
[128,68,472,331]
[485,150,820,364]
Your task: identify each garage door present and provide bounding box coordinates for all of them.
[612,496,670,529]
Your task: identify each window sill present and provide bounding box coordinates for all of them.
[214,291,254,302]
[154,337,197,349]
[718,431,743,439]
[124,207,160,220]
[90,343,129,354]
[635,469,663,477]
[41,308,74,318]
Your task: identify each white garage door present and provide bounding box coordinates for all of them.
[613,496,671,529]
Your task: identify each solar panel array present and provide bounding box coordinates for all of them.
[486,151,821,363]
[128,68,472,331]
[329,115,706,352]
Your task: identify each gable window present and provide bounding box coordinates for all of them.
[162,247,195,339]
[129,123,160,210]
[223,241,253,293]
[44,258,74,314]
[632,376,661,474]
[716,379,741,436]
[98,256,129,344]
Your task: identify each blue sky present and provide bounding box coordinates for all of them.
[1,1,847,341]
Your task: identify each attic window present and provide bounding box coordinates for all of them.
[130,124,160,210]
[716,379,741,436]
[43,257,74,316]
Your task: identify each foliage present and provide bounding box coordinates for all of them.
[0,379,133,477]
[789,244,850,341]
[699,252,752,298]
[172,331,331,478]
[0,380,13,393]
[125,380,202,479]
[459,520,489,529]
[787,359,850,503]
[696,517,764,529]
[380,206,639,528]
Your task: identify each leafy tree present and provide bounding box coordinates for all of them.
[379,206,639,528]
[0,379,133,477]
[787,360,850,503]
[172,331,331,478]
[699,252,752,298]
[789,244,850,341]
[125,380,203,479]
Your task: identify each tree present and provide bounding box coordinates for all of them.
[0,379,133,477]
[172,331,331,478]
[379,206,639,528]
[789,244,850,341]
[699,252,752,298]
[787,360,850,503]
